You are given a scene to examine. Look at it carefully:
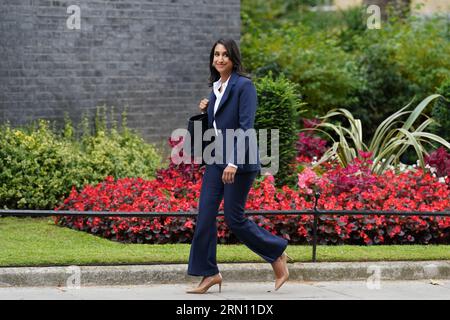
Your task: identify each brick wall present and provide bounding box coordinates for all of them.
[0,0,241,154]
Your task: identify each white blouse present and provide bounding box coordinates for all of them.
[212,75,237,169]
[212,76,230,136]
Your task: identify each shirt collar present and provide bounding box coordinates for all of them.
[213,75,231,90]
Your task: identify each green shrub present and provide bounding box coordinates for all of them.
[242,3,450,143]
[348,41,417,142]
[0,121,81,209]
[242,0,343,33]
[429,78,450,144]
[347,15,450,141]
[254,73,306,187]
[241,23,363,118]
[337,6,368,52]
[0,107,163,209]
[77,107,163,183]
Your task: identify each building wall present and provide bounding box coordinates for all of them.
[0,0,241,152]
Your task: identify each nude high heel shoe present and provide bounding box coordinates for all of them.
[186,273,223,294]
[272,252,292,291]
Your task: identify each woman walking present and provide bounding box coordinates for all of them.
[186,38,291,294]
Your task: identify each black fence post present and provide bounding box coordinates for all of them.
[312,192,320,262]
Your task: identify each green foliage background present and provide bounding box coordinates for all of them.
[0,107,163,210]
[241,1,450,143]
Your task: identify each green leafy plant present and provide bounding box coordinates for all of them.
[302,94,450,174]
[348,15,450,140]
[241,23,362,118]
[429,78,450,144]
[242,3,450,143]
[0,107,163,209]
[78,106,163,183]
[254,73,306,187]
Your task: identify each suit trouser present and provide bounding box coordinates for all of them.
[187,164,288,277]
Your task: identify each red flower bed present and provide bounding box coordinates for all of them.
[54,145,450,245]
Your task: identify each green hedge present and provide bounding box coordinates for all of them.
[0,108,163,210]
[254,73,306,187]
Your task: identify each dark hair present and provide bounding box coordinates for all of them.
[208,38,250,86]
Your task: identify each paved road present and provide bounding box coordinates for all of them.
[1,280,449,300]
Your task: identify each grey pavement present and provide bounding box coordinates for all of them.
[1,280,450,300]
[1,261,450,288]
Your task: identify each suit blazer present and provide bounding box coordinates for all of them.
[206,71,261,173]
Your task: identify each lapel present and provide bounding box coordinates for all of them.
[214,71,239,118]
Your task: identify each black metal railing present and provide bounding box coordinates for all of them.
[1,192,449,262]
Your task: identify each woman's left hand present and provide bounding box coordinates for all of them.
[222,165,237,184]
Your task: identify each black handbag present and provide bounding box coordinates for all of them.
[186,113,209,165]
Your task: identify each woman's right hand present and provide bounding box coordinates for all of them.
[199,98,209,113]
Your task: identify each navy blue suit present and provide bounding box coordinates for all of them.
[187,71,288,277]
[205,71,261,173]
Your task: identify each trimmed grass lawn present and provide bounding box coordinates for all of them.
[1,217,449,267]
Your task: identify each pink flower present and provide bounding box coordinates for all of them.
[358,150,373,159]
[297,167,318,189]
